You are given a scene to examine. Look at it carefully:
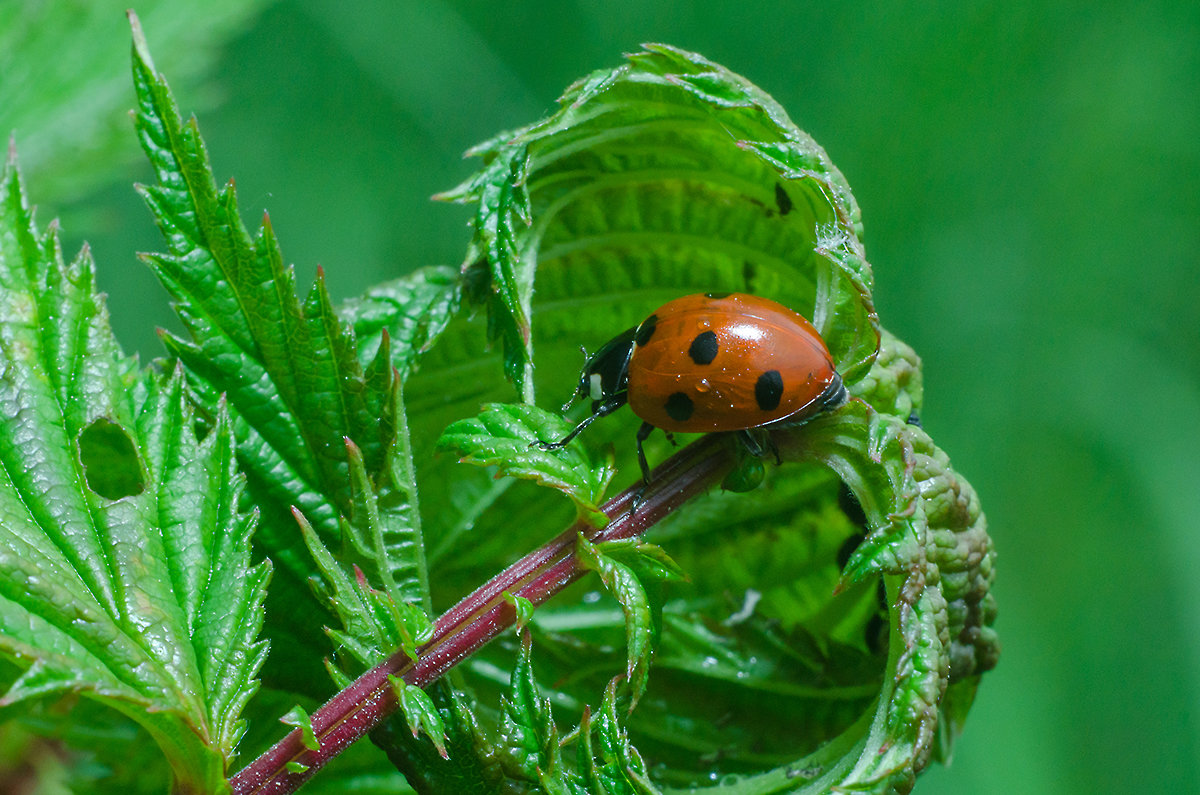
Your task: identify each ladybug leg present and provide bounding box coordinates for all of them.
[735,429,764,457]
[535,397,625,450]
[736,429,781,465]
[635,422,656,487]
[537,412,598,451]
[662,430,678,447]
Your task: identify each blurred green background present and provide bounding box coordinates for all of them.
[4,1,1198,792]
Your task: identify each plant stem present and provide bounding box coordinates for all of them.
[229,433,735,794]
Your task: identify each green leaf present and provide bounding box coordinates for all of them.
[390,677,449,760]
[500,632,559,782]
[435,139,534,400]
[298,508,432,676]
[498,631,583,794]
[0,153,268,792]
[503,591,536,633]
[349,384,432,609]
[302,379,432,653]
[131,14,396,534]
[340,266,463,382]
[592,538,688,586]
[769,399,968,793]
[281,705,320,752]
[575,535,661,709]
[905,420,998,760]
[436,402,615,526]
[848,328,924,423]
[129,15,430,693]
[583,678,657,795]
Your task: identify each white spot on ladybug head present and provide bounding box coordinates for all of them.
[589,373,603,401]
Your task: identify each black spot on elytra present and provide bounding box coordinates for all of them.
[774,183,793,215]
[688,330,719,365]
[634,314,657,346]
[704,291,732,300]
[664,392,694,423]
[754,370,783,412]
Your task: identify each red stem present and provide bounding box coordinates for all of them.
[229,433,733,794]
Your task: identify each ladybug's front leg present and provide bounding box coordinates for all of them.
[537,411,599,451]
[536,397,625,451]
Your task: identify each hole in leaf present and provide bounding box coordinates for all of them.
[78,418,144,500]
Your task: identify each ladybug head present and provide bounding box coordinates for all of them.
[566,326,637,412]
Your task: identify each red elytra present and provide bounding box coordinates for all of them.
[542,292,847,485]
[626,292,841,432]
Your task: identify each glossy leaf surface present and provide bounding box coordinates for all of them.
[0,153,268,793]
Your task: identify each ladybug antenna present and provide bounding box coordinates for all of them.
[559,346,591,412]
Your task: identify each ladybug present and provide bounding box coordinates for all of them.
[542,292,847,485]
